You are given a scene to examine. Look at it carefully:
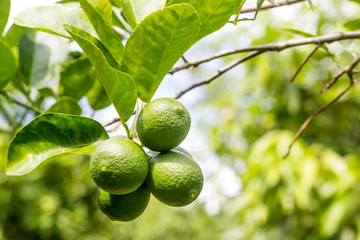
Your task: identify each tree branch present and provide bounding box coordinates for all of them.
[239,0,306,14]
[174,51,262,99]
[289,44,322,82]
[283,60,359,158]
[0,91,41,115]
[321,54,360,93]
[170,31,360,74]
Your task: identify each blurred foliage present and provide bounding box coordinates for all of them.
[1,0,360,239]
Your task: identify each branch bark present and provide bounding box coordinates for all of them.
[239,0,306,14]
[170,31,360,74]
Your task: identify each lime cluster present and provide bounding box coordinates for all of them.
[90,98,204,221]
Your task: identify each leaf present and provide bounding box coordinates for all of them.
[79,0,124,65]
[64,24,137,122]
[4,24,27,47]
[306,0,314,10]
[121,0,138,29]
[167,0,241,41]
[283,28,315,38]
[59,57,94,100]
[45,97,82,115]
[38,87,57,98]
[257,0,265,9]
[0,39,17,90]
[0,0,10,35]
[123,0,166,25]
[86,70,112,110]
[349,0,360,4]
[121,4,200,102]
[6,113,109,176]
[18,30,69,89]
[13,5,97,38]
[344,19,360,31]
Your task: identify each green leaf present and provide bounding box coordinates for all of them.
[121,0,138,29]
[4,24,27,47]
[59,57,94,100]
[45,97,82,115]
[123,0,166,25]
[0,39,17,90]
[349,0,360,4]
[6,113,109,176]
[38,87,57,99]
[86,71,112,110]
[283,28,315,38]
[257,0,265,9]
[18,30,69,89]
[64,24,137,122]
[13,5,97,38]
[307,0,314,10]
[0,0,10,35]
[167,0,241,41]
[79,0,124,65]
[344,19,360,31]
[121,4,200,102]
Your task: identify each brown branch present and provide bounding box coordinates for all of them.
[283,82,354,158]
[240,0,305,14]
[106,121,122,132]
[289,44,322,82]
[174,51,262,99]
[321,54,360,93]
[102,117,121,127]
[0,91,41,115]
[170,31,360,74]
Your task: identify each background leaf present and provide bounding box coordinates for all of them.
[64,24,137,122]
[18,30,69,90]
[13,5,97,38]
[167,0,241,41]
[6,113,108,176]
[86,71,112,110]
[344,19,360,30]
[59,57,94,101]
[0,0,10,35]
[121,4,200,102]
[4,24,27,48]
[79,0,124,65]
[45,97,82,115]
[124,0,166,25]
[121,0,138,29]
[0,40,17,90]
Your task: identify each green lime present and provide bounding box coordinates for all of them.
[97,184,150,221]
[90,136,149,195]
[146,150,203,207]
[136,98,191,151]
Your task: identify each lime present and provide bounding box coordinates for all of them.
[146,150,203,207]
[136,98,191,151]
[90,136,149,195]
[97,184,150,221]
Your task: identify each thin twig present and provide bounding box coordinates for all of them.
[321,54,360,93]
[239,0,305,14]
[170,31,360,74]
[283,82,354,158]
[102,117,121,127]
[106,121,122,132]
[174,51,262,99]
[289,44,322,82]
[0,91,41,115]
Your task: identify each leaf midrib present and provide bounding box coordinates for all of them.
[149,6,186,100]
